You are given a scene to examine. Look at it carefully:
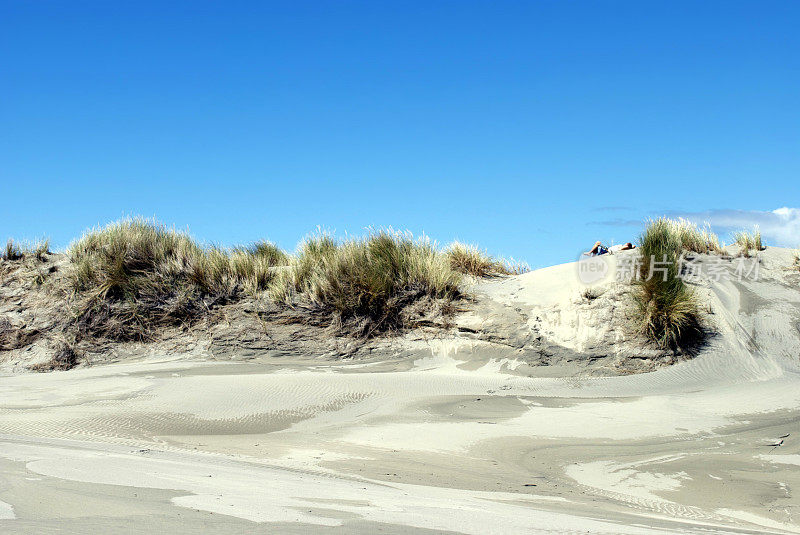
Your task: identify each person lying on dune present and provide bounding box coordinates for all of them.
[586,241,635,256]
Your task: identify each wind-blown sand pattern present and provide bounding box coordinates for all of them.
[1,248,799,533]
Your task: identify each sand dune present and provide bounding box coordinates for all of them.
[1,248,800,534]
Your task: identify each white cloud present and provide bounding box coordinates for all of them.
[672,207,800,248]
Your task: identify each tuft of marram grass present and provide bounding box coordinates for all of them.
[269,230,462,335]
[501,258,531,275]
[33,238,50,260]
[4,239,23,261]
[636,218,682,279]
[234,240,288,267]
[2,238,49,261]
[67,218,287,340]
[270,231,338,305]
[733,226,763,256]
[446,242,512,277]
[633,218,704,351]
[635,274,702,350]
[660,218,722,254]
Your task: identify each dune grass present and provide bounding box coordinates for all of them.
[2,238,49,261]
[445,242,524,277]
[633,218,703,351]
[8,218,520,343]
[3,239,22,261]
[269,230,462,335]
[62,220,501,340]
[661,218,722,254]
[67,218,287,340]
[236,240,288,266]
[733,226,763,257]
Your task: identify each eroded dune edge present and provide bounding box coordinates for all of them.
[1,247,800,534]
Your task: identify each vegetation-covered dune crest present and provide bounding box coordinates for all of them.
[1,218,527,368]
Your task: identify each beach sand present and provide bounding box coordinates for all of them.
[2,247,799,534]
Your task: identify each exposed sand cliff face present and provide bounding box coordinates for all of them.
[1,248,799,533]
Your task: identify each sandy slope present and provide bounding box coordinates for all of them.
[1,248,800,534]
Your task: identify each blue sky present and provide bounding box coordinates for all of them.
[2,1,798,268]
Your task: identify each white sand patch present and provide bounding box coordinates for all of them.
[410,338,477,372]
[409,339,526,375]
[716,509,800,534]
[566,460,689,503]
[476,357,526,374]
[759,454,800,466]
[0,499,15,520]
